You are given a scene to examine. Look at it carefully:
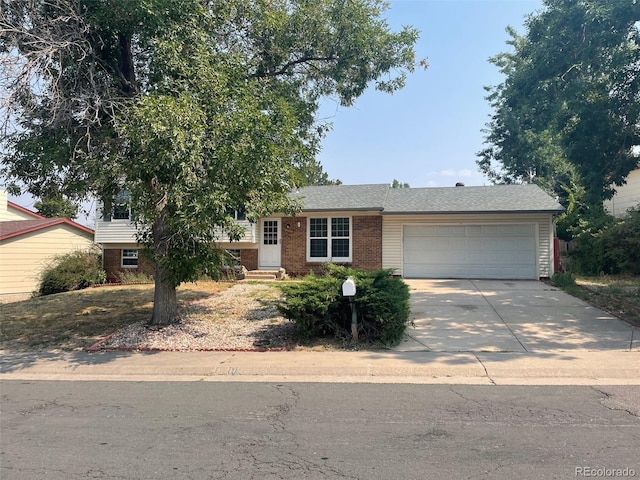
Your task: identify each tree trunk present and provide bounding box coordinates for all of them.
[149,212,178,326]
[150,261,178,326]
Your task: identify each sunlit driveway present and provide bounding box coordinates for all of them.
[396,279,639,353]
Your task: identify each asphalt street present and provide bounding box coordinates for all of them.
[1,381,639,480]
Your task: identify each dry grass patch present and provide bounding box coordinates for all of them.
[574,276,640,327]
[0,281,230,351]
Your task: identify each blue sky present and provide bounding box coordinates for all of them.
[317,0,542,187]
[7,0,543,223]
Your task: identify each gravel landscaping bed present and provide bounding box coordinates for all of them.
[98,283,302,351]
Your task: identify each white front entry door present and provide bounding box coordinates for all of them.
[259,218,281,268]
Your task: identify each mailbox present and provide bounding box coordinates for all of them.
[342,277,358,341]
[342,277,356,297]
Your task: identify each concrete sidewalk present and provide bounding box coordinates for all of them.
[1,349,639,385]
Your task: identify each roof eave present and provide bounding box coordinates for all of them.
[7,201,45,219]
[0,218,94,241]
[301,207,384,213]
[381,209,565,215]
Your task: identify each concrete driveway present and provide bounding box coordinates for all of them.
[396,279,639,353]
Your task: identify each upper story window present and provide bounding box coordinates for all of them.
[308,216,351,262]
[226,206,247,221]
[103,190,131,221]
[113,204,130,220]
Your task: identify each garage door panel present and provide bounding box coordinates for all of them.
[483,225,500,235]
[403,224,537,279]
[513,225,531,235]
[405,225,437,237]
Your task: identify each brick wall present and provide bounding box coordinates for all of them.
[352,216,383,270]
[103,248,155,283]
[281,216,312,276]
[240,249,258,271]
[102,215,384,281]
[280,215,383,277]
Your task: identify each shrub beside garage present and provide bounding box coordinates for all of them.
[277,264,410,346]
[569,207,640,275]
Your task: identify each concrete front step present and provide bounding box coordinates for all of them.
[244,269,285,281]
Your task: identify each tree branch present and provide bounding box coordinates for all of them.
[250,54,337,79]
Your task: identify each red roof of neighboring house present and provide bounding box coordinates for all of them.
[7,201,45,219]
[0,218,94,241]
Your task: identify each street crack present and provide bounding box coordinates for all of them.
[472,353,496,385]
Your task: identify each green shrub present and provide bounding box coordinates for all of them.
[570,207,640,275]
[277,264,410,346]
[277,274,342,338]
[38,249,106,296]
[115,270,154,284]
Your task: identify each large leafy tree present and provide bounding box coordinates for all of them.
[478,0,640,207]
[34,195,78,220]
[1,0,418,325]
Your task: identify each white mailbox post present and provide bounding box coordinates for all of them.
[342,277,358,341]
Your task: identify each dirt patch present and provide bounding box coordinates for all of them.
[97,283,301,351]
[575,278,640,327]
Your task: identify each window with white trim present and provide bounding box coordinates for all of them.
[308,217,351,262]
[113,203,130,220]
[121,249,139,268]
[103,190,132,221]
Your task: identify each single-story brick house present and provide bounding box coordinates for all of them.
[95,183,564,281]
[0,191,96,299]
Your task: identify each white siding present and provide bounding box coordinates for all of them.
[94,218,139,244]
[539,215,553,278]
[215,220,257,244]
[0,225,95,296]
[604,168,640,216]
[383,213,555,278]
[94,198,257,245]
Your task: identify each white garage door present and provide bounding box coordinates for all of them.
[403,224,537,279]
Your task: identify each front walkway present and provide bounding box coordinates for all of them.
[396,279,639,353]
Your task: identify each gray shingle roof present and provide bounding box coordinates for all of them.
[291,184,389,211]
[290,183,564,214]
[383,184,564,214]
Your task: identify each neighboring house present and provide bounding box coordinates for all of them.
[95,183,564,281]
[0,191,95,299]
[604,167,640,216]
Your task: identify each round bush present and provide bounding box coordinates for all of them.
[38,249,106,296]
[277,264,410,346]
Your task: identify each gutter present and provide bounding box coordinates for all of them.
[380,209,565,215]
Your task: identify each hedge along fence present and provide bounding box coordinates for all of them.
[276,264,410,346]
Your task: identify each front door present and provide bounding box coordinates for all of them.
[259,218,281,268]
